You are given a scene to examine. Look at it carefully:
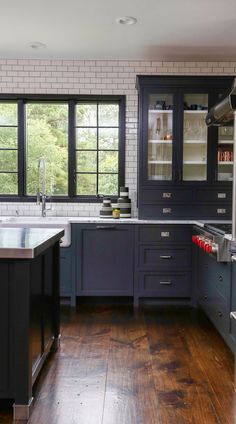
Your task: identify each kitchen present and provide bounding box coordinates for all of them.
[1,0,236,423]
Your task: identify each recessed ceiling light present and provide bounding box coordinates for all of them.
[116,16,137,25]
[30,42,46,49]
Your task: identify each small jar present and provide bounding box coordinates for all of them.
[112,208,120,219]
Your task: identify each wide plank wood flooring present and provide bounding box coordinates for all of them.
[0,302,236,424]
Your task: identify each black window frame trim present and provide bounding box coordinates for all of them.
[0,94,126,202]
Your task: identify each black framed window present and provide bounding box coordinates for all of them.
[0,102,18,195]
[0,95,125,201]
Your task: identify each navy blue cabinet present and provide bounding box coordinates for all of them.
[75,224,134,297]
[136,76,234,219]
[196,248,233,350]
[60,247,76,306]
[134,224,192,306]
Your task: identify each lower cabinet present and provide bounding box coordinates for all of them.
[75,224,134,296]
[196,248,233,350]
[60,247,76,306]
[134,224,192,306]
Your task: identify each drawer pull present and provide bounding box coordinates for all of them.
[162,192,172,199]
[161,231,170,238]
[218,311,223,318]
[160,281,172,285]
[217,208,226,214]
[160,255,172,259]
[162,208,172,214]
[219,275,223,282]
[96,225,116,230]
[217,192,226,199]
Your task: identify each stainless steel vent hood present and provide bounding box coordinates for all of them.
[206,78,236,126]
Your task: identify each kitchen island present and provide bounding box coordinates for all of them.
[0,227,64,421]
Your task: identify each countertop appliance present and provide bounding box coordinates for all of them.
[192,223,232,262]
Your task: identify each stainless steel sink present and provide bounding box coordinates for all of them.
[0,217,71,247]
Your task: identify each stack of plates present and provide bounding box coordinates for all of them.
[118,187,132,218]
[99,198,113,218]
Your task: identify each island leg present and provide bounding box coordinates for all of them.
[13,260,33,420]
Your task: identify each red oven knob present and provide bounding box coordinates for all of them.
[205,244,212,253]
[199,239,205,248]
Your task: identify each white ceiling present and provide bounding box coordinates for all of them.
[1,0,236,60]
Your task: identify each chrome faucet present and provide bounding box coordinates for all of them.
[36,158,50,217]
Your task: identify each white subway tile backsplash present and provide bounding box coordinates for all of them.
[0,59,234,216]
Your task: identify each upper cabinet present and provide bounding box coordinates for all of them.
[136,76,234,219]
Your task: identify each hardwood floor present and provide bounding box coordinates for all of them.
[0,302,235,424]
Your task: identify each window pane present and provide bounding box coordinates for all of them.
[99,151,118,173]
[26,103,68,196]
[77,151,97,172]
[98,174,118,195]
[0,173,17,194]
[0,127,17,148]
[0,103,17,126]
[76,128,97,149]
[99,128,118,150]
[77,104,97,126]
[77,174,97,195]
[99,104,119,126]
[0,150,17,171]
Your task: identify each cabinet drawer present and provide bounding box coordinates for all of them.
[138,225,191,243]
[196,189,232,203]
[194,204,231,218]
[138,273,191,297]
[140,205,192,219]
[141,188,193,204]
[138,246,191,270]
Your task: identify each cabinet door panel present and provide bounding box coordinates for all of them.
[0,263,10,393]
[77,226,133,295]
[60,248,72,296]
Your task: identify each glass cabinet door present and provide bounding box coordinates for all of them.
[217,123,234,182]
[182,94,208,181]
[147,94,173,181]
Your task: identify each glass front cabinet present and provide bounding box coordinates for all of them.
[136,76,234,219]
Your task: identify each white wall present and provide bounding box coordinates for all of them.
[0,59,235,216]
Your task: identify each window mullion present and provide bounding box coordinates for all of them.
[18,99,25,197]
[68,100,76,197]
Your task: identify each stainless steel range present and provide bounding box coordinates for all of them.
[192,223,232,262]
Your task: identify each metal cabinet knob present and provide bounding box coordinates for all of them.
[219,275,223,282]
[218,311,223,318]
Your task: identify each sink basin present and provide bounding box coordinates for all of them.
[0,217,71,247]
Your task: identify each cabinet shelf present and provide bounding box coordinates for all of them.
[184,140,207,144]
[148,160,172,164]
[218,140,234,145]
[218,161,233,165]
[149,110,172,114]
[149,140,172,144]
[183,161,207,165]
[184,110,207,114]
